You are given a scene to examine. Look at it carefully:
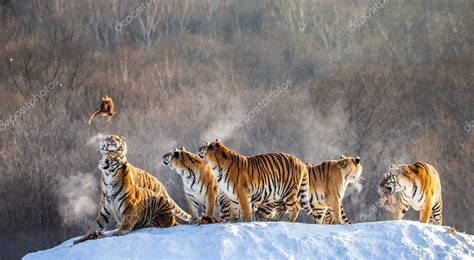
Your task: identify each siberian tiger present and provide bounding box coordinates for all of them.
[162,147,233,222]
[256,155,361,224]
[198,140,314,222]
[379,162,442,225]
[304,155,362,224]
[75,135,192,243]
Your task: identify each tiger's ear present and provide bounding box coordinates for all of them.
[355,156,361,164]
[339,154,346,159]
[179,147,185,151]
[120,135,125,140]
[215,139,221,143]
[390,164,401,174]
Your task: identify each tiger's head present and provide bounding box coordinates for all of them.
[162,147,205,174]
[338,155,363,183]
[379,164,404,194]
[99,135,127,160]
[198,139,228,170]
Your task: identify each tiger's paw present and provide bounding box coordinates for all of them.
[195,216,223,225]
[73,231,105,245]
[112,230,129,236]
[189,217,199,225]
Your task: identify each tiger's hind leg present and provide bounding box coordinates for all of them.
[419,198,433,224]
[283,189,301,222]
[151,210,178,228]
[323,204,352,224]
[218,194,232,222]
[145,196,178,229]
[312,206,327,224]
[329,201,345,224]
[431,198,442,225]
[272,201,287,220]
[323,209,332,224]
[113,207,141,236]
[255,202,276,221]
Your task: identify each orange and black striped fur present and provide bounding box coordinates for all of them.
[77,135,192,242]
[259,155,361,224]
[305,156,362,224]
[163,147,233,221]
[198,140,313,222]
[379,162,442,225]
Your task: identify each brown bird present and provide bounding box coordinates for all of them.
[88,96,116,124]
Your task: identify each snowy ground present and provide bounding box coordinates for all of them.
[24,221,474,260]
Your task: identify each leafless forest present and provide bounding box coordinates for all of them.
[0,0,472,258]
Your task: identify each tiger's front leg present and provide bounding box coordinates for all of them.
[74,199,109,245]
[393,199,411,220]
[186,196,199,219]
[237,192,252,222]
[205,189,217,218]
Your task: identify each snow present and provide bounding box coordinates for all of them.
[24,221,474,260]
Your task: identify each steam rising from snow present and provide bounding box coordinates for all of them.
[57,172,98,226]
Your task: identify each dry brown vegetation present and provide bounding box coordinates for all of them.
[0,0,473,258]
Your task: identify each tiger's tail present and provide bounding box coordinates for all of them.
[299,168,318,219]
[169,198,193,222]
[218,193,232,222]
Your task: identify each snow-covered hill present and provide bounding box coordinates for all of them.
[24,221,474,260]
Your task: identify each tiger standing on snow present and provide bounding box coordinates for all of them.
[259,155,363,224]
[198,139,314,222]
[75,135,193,244]
[304,155,362,224]
[162,147,233,222]
[378,162,442,225]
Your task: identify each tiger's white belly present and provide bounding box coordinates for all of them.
[217,180,238,202]
[182,177,206,204]
[404,189,425,211]
[102,171,123,223]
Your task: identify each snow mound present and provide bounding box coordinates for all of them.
[24,221,474,260]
